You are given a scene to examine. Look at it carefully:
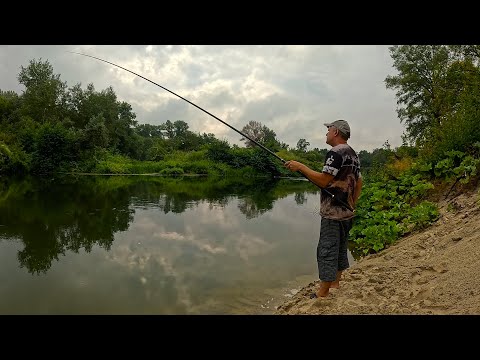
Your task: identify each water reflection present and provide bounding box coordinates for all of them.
[0,175,329,314]
[0,176,134,274]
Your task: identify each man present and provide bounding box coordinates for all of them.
[284,119,362,298]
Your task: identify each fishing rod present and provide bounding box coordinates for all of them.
[68,51,354,213]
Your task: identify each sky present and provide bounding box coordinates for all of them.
[0,45,405,152]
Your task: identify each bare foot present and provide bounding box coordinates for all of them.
[331,271,343,289]
[315,282,331,297]
[309,290,329,299]
[330,282,340,289]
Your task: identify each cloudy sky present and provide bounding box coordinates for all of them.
[1,45,404,152]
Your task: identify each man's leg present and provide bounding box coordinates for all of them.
[330,271,342,289]
[316,218,340,297]
[331,219,353,289]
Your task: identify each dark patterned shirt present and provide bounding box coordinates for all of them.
[320,143,361,220]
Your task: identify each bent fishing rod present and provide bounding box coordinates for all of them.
[68,51,354,213]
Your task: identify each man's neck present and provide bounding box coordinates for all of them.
[331,139,347,147]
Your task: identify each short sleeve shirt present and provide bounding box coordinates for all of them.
[320,143,361,220]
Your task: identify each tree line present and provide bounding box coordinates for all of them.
[1,45,480,179]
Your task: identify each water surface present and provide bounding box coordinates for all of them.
[0,175,353,314]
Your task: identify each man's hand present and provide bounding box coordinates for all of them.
[284,160,304,172]
[285,160,335,189]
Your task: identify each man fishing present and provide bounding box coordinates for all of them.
[284,119,362,298]
[71,52,362,297]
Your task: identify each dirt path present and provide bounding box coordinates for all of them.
[275,184,480,315]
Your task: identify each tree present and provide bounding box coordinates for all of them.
[135,123,165,138]
[162,120,176,139]
[296,138,310,152]
[65,83,138,156]
[17,59,68,123]
[386,45,480,159]
[240,120,279,150]
[279,141,289,150]
[358,150,373,169]
[82,114,109,149]
[173,120,189,137]
[424,63,480,161]
[448,45,480,66]
[0,90,20,124]
[31,122,73,174]
[385,45,454,146]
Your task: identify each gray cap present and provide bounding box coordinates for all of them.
[324,119,350,139]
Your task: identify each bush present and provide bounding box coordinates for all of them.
[160,167,184,175]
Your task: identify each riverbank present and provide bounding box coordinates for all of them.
[274,184,480,315]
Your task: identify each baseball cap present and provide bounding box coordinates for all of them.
[324,119,350,139]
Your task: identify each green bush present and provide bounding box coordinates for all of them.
[159,167,184,175]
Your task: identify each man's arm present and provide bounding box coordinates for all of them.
[284,160,334,188]
[353,175,363,207]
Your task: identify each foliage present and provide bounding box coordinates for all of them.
[0,90,21,124]
[240,120,281,150]
[421,67,480,163]
[350,171,439,255]
[276,148,324,174]
[17,58,68,124]
[205,139,233,163]
[159,167,184,175]
[351,147,480,256]
[413,148,480,185]
[386,46,454,146]
[30,122,78,174]
[385,45,480,161]
[0,142,26,176]
[296,138,310,152]
[1,57,395,180]
[81,114,109,149]
[0,142,29,174]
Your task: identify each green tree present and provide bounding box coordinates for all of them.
[424,63,480,161]
[386,45,480,161]
[82,114,109,149]
[112,101,138,156]
[385,45,456,146]
[240,120,280,150]
[162,120,176,139]
[296,138,310,152]
[17,59,68,124]
[0,90,20,125]
[135,123,165,138]
[147,138,171,161]
[31,122,75,174]
[65,83,138,156]
[448,45,480,66]
[173,120,189,137]
[358,150,373,170]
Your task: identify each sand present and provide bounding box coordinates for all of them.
[275,184,480,315]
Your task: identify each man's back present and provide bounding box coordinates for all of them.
[320,143,361,220]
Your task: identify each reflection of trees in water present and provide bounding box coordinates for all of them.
[157,194,195,214]
[207,197,230,210]
[0,176,315,274]
[294,192,307,205]
[236,180,279,219]
[157,194,230,214]
[129,176,314,220]
[17,220,67,274]
[0,177,133,274]
[237,197,271,219]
